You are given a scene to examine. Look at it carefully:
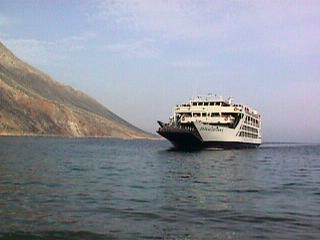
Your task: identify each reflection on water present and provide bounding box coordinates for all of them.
[0,137,319,239]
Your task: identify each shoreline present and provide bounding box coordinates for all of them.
[0,133,162,141]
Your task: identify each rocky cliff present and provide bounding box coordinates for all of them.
[0,41,153,139]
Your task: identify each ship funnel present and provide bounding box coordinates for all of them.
[228,97,234,105]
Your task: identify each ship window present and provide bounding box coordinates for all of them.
[211,113,219,117]
[221,102,229,107]
[204,102,208,106]
[193,113,201,117]
[215,102,220,106]
[202,113,207,117]
[192,102,197,106]
[198,102,203,106]
[209,102,214,106]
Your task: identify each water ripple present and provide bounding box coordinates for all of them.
[0,138,319,239]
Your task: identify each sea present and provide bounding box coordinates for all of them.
[0,137,319,240]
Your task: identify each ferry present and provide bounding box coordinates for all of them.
[157,95,262,149]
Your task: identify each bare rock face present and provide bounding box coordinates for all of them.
[0,41,153,139]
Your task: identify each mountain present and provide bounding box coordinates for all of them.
[0,41,154,139]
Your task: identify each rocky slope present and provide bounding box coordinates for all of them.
[0,41,154,139]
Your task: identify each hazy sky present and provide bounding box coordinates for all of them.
[1,0,319,142]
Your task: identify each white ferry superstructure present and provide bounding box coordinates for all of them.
[157,95,262,149]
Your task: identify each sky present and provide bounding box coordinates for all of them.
[0,0,320,142]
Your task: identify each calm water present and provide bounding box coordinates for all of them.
[0,137,319,239]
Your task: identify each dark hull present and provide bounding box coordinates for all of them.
[202,141,260,149]
[157,126,260,150]
[158,129,203,149]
